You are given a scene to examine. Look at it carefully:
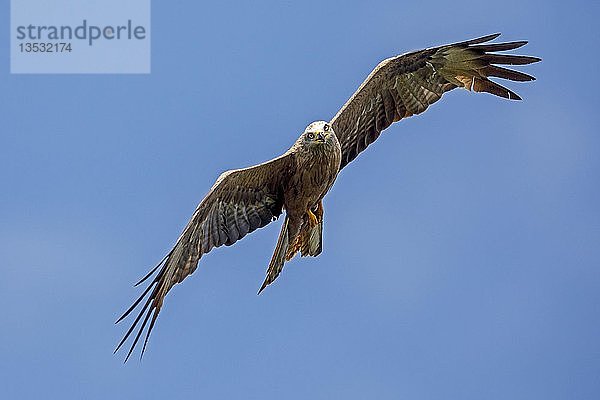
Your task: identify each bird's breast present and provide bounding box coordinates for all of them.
[284,142,341,213]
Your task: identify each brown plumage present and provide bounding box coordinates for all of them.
[115,33,540,361]
[331,33,539,168]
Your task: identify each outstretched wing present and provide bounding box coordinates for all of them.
[330,33,541,169]
[115,152,296,361]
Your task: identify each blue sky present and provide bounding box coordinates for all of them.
[2,1,599,399]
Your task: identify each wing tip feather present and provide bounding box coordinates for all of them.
[465,33,501,45]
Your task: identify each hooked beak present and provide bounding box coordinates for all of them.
[316,132,325,142]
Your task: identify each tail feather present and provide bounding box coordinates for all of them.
[286,203,324,260]
[258,216,291,294]
[297,220,322,257]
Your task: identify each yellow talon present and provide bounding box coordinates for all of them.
[307,209,318,227]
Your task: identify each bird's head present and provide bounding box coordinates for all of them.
[301,121,335,147]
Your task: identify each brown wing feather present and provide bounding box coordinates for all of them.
[330,33,541,169]
[114,152,296,361]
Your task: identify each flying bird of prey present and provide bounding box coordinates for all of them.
[115,33,540,361]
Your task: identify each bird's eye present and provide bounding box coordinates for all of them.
[307,132,315,139]
[323,124,329,132]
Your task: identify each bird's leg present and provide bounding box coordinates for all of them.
[306,209,318,228]
[306,200,323,228]
[314,200,323,220]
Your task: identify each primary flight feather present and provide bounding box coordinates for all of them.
[115,33,540,361]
